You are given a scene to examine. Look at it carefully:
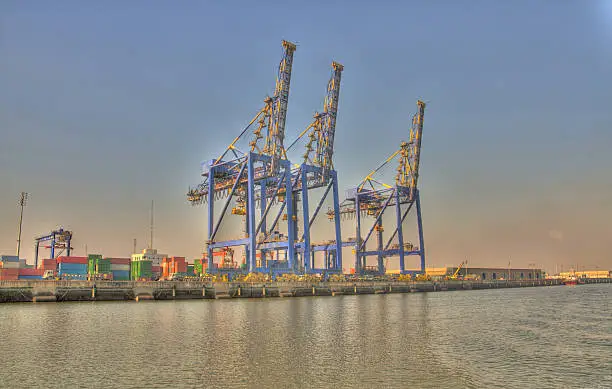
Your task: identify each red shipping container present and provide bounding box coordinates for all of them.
[107,258,131,265]
[39,259,56,269]
[57,256,88,264]
[0,268,20,280]
[152,266,161,274]
[19,268,44,276]
[170,257,186,274]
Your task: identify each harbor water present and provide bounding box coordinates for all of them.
[0,284,609,388]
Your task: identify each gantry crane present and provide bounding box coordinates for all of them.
[330,100,427,275]
[284,61,344,273]
[34,228,73,269]
[187,41,347,277]
[187,40,299,275]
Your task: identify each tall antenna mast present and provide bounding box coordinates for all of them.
[149,200,154,250]
[133,238,137,254]
[16,192,29,258]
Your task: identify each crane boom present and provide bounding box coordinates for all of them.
[397,100,426,199]
[298,61,343,179]
[316,61,343,173]
[263,40,297,171]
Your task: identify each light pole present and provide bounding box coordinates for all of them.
[507,259,511,281]
[16,192,29,259]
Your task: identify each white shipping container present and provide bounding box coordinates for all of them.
[1,261,20,269]
[110,264,130,271]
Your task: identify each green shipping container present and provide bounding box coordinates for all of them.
[88,256,112,275]
[194,259,203,276]
[97,259,111,273]
[131,260,153,280]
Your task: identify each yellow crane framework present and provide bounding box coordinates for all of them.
[287,61,344,181]
[215,40,297,174]
[326,100,428,275]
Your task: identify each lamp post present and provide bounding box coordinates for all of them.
[16,192,29,259]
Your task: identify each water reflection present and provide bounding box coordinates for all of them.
[0,285,610,388]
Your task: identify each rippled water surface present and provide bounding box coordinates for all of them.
[1,284,610,388]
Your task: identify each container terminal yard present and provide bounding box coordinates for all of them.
[1,40,610,302]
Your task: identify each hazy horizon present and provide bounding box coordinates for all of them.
[1,1,611,273]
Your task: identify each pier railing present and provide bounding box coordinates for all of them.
[0,278,571,289]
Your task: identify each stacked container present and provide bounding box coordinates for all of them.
[131,260,152,281]
[88,255,113,279]
[152,266,161,280]
[38,258,57,276]
[161,257,187,278]
[187,264,195,276]
[18,268,44,280]
[107,258,130,281]
[57,256,88,280]
[87,254,102,275]
[0,256,21,280]
[194,258,204,276]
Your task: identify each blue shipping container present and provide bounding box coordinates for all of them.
[0,255,20,262]
[112,270,130,280]
[58,268,88,275]
[58,267,87,272]
[18,275,43,280]
[58,263,87,270]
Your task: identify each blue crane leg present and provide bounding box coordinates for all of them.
[301,169,311,272]
[285,165,296,271]
[416,190,426,273]
[247,155,257,272]
[355,193,361,273]
[395,189,406,273]
[207,167,215,271]
[332,171,342,272]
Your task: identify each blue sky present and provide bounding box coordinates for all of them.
[1,1,611,272]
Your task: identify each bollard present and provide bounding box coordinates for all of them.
[262,286,266,297]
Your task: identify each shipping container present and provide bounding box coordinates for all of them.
[110,264,130,272]
[57,256,88,264]
[19,268,44,276]
[131,260,152,280]
[107,258,130,265]
[194,259,203,276]
[0,268,20,280]
[97,258,111,273]
[0,255,19,262]
[58,263,88,275]
[18,275,43,280]
[0,261,20,269]
[39,259,56,269]
[111,270,130,281]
